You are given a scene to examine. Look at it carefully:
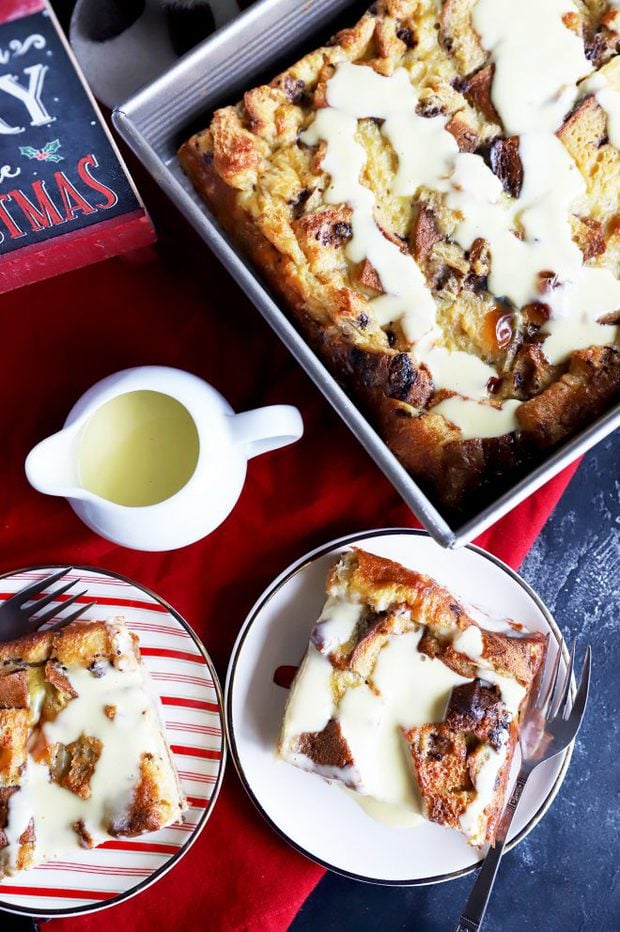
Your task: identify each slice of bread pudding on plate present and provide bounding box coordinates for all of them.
[278,548,545,846]
[0,617,186,878]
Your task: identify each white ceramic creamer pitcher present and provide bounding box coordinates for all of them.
[25,366,303,551]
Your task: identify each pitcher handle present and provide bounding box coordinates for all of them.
[230,405,303,459]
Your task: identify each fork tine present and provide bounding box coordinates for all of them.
[540,642,564,717]
[28,589,88,630]
[48,601,97,631]
[529,633,551,709]
[20,578,78,615]
[550,641,576,720]
[564,646,591,730]
[3,568,73,609]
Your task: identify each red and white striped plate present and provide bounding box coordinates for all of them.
[0,565,226,919]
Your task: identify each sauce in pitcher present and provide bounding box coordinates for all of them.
[78,390,199,507]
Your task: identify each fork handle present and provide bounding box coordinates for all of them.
[454,772,529,932]
[0,912,42,931]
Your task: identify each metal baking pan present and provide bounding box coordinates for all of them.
[113,0,620,549]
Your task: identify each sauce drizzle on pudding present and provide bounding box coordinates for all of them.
[298,0,619,439]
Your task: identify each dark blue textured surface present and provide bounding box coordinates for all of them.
[292,433,620,932]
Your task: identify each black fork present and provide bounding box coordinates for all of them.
[0,568,96,641]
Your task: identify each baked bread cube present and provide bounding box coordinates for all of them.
[0,618,186,878]
[278,549,545,846]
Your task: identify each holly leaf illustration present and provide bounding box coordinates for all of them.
[19,140,64,163]
[42,139,63,162]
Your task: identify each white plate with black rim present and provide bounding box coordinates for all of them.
[225,529,571,885]
[0,565,226,918]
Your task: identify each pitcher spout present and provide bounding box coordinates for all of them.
[25,428,83,498]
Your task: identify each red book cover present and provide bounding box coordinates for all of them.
[0,0,155,294]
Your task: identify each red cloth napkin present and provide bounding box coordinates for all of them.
[0,233,578,931]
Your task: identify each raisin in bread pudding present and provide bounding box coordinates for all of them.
[179,0,620,516]
[278,548,546,846]
[0,617,186,878]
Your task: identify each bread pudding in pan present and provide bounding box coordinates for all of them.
[0,618,186,878]
[179,0,620,516]
[278,548,546,846]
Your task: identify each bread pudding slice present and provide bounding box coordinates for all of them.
[0,618,186,878]
[180,0,620,517]
[278,548,545,846]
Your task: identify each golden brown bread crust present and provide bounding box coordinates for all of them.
[0,709,29,786]
[405,713,517,842]
[405,722,475,827]
[48,735,103,800]
[327,548,545,684]
[180,0,620,516]
[517,344,620,445]
[0,670,29,709]
[419,625,544,688]
[0,619,138,669]
[329,546,478,637]
[44,659,79,699]
[109,751,182,837]
[296,719,356,772]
